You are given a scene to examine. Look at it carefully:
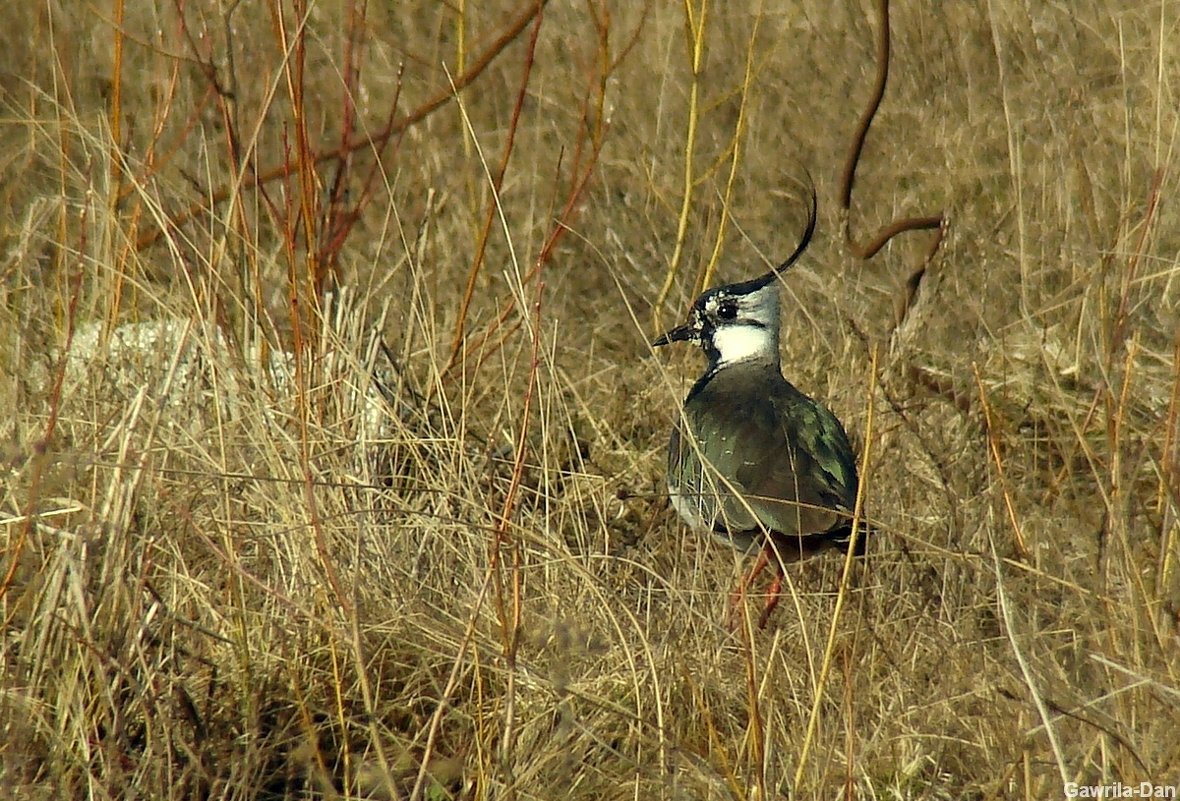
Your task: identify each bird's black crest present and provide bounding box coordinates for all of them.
[741,172,819,293]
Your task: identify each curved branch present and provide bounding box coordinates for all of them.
[839,0,945,262]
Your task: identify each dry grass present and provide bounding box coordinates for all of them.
[2,1,1178,798]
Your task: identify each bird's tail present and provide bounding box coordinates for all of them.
[765,519,874,566]
[829,519,873,557]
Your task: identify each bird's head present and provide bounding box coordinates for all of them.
[652,275,782,367]
[652,173,817,369]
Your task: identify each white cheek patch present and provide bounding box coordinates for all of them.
[713,324,775,364]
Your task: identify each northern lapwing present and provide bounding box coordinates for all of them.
[653,184,866,628]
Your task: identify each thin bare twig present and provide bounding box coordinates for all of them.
[651,0,708,328]
[444,1,545,375]
[136,1,550,251]
[440,11,608,383]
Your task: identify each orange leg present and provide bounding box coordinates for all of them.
[757,565,784,629]
[728,544,773,630]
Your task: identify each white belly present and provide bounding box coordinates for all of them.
[669,486,711,529]
[669,485,761,553]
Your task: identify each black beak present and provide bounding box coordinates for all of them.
[651,322,696,348]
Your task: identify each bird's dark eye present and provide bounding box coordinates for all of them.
[717,300,738,320]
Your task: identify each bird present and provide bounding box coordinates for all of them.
[652,185,866,629]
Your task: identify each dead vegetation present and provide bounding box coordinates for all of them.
[1,1,1178,799]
